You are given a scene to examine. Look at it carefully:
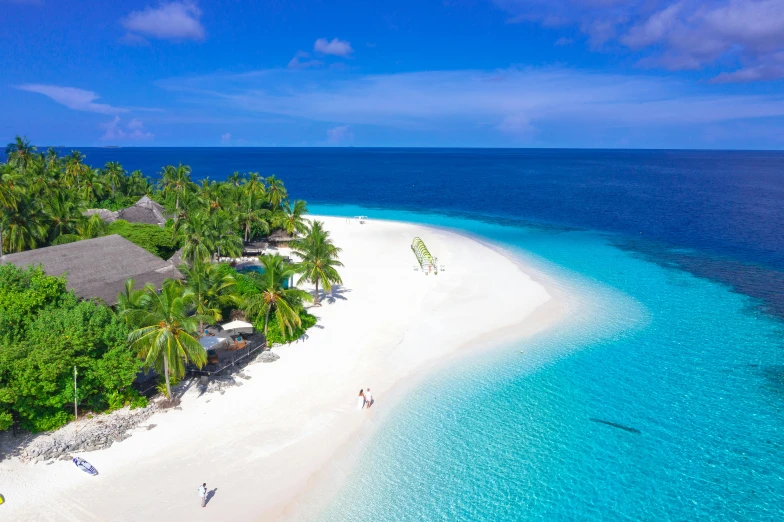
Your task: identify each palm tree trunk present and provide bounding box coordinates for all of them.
[175,193,180,211]
[245,219,250,242]
[199,320,204,335]
[264,307,271,343]
[163,354,172,399]
[313,278,320,306]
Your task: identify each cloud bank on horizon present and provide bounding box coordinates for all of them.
[2,0,784,148]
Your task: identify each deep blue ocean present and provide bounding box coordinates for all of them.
[56,148,784,519]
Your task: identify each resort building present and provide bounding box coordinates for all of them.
[85,195,170,227]
[0,234,182,304]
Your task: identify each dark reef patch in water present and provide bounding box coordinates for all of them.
[610,236,784,321]
[589,418,642,434]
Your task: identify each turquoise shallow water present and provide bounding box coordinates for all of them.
[309,205,784,521]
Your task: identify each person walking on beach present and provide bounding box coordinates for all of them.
[357,389,365,410]
[198,483,207,508]
[365,388,373,408]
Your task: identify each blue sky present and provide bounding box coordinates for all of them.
[2,0,784,148]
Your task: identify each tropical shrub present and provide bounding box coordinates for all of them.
[0,265,141,432]
[260,309,318,346]
[107,219,180,259]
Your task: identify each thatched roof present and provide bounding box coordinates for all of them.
[267,230,296,243]
[167,246,185,267]
[1,235,182,304]
[84,208,120,223]
[117,196,168,226]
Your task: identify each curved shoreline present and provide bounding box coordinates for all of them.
[1,215,576,522]
[275,253,574,522]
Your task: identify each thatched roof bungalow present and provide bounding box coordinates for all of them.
[1,235,182,304]
[85,196,170,227]
[266,230,297,247]
[118,196,169,226]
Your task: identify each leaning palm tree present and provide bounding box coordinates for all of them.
[291,220,343,306]
[124,281,208,399]
[243,254,313,339]
[178,260,239,334]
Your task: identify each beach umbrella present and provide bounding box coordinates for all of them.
[220,320,254,335]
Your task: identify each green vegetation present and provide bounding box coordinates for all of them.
[292,220,344,306]
[107,219,180,259]
[0,265,141,432]
[123,281,208,399]
[0,136,343,432]
[242,254,314,338]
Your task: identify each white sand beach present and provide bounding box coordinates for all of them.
[0,216,566,521]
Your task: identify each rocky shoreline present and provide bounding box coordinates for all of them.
[1,350,281,465]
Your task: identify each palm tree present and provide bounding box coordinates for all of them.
[200,178,225,214]
[3,196,46,253]
[116,279,147,318]
[177,212,214,265]
[160,164,193,211]
[240,191,271,242]
[104,161,126,196]
[5,136,37,174]
[209,212,243,259]
[265,175,287,209]
[127,170,151,196]
[278,199,310,235]
[178,261,239,334]
[227,171,245,187]
[43,147,60,172]
[124,281,208,399]
[64,151,88,190]
[292,220,343,306]
[79,168,107,205]
[243,254,313,339]
[0,164,20,212]
[78,213,108,239]
[243,172,266,198]
[45,190,84,242]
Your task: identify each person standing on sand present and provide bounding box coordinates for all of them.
[357,389,365,410]
[365,388,373,408]
[198,483,207,508]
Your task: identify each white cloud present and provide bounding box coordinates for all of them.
[288,51,324,69]
[101,117,154,141]
[326,125,354,144]
[16,84,128,115]
[495,0,784,81]
[121,2,205,41]
[157,66,784,144]
[220,132,232,143]
[314,37,353,57]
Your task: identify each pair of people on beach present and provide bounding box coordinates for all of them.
[357,388,373,410]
